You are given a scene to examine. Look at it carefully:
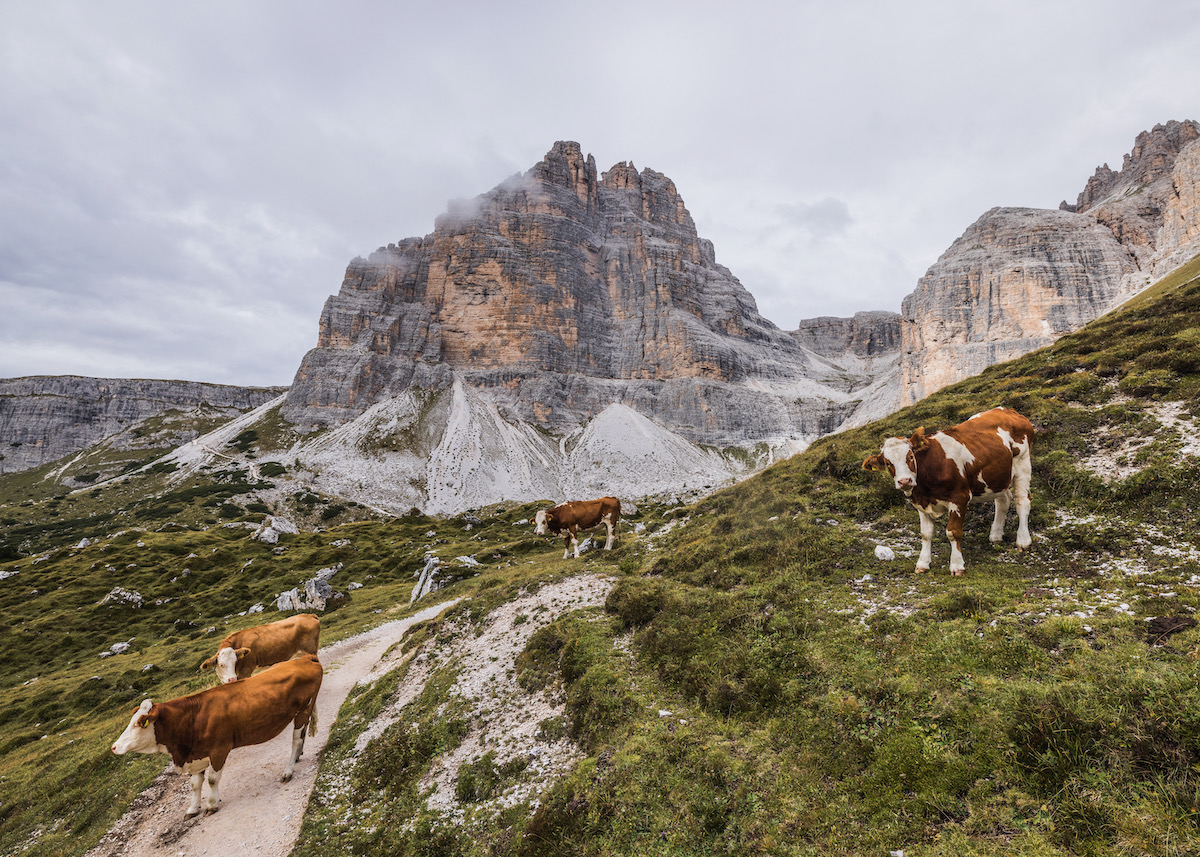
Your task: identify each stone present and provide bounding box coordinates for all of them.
[410,555,442,604]
[874,545,896,562]
[251,516,299,544]
[99,587,144,608]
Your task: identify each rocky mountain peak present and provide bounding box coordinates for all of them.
[905,120,1200,406]
[281,141,889,464]
[1071,120,1200,212]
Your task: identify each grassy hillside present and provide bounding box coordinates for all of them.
[2,257,1200,856]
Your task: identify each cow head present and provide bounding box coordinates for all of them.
[200,646,252,683]
[863,427,928,495]
[534,509,554,535]
[111,699,161,755]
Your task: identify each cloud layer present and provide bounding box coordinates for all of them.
[2,0,1199,385]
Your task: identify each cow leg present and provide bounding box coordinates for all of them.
[283,724,306,782]
[1011,450,1033,550]
[947,499,968,575]
[185,771,205,817]
[602,513,615,550]
[562,530,571,560]
[571,525,581,559]
[990,491,1011,544]
[915,509,934,573]
[204,767,222,814]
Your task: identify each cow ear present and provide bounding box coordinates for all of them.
[200,655,216,671]
[235,647,251,661]
[862,455,881,472]
[138,704,159,727]
[909,427,927,451]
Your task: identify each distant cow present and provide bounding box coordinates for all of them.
[111,654,323,817]
[200,613,320,684]
[863,407,1034,575]
[535,496,621,559]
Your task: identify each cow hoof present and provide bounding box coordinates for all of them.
[952,570,964,576]
[281,772,293,783]
[914,566,928,574]
[185,808,201,819]
[203,805,219,816]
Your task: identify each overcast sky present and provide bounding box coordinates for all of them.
[2,1,1199,387]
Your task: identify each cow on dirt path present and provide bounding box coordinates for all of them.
[862,407,1034,575]
[535,496,622,559]
[111,654,323,817]
[200,613,320,684]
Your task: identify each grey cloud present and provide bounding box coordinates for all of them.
[2,0,1199,384]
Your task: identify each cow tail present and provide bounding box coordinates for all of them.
[308,693,318,736]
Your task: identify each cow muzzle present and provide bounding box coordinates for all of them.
[896,477,914,490]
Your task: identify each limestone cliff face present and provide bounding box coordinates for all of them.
[0,376,285,474]
[902,120,1200,405]
[792,311,900,358]
[283,142,869,447]
[1151,137,1200,278]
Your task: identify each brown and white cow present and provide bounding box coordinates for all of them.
[535,496,621,559]
[200,613,320,684]
[863,407,1034,575]
[111,654,323,817]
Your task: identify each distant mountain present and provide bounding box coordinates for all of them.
[900,119,1200,405]
[0,376,284,479]
[257,142,898,512]
[281,141,894,446]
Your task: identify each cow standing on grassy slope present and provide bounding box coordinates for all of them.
[862,407,1034,575]
[111,654,323,818]
[200,613,320,684]
[535,496,621,559]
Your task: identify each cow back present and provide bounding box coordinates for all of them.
[915,409,1033,502]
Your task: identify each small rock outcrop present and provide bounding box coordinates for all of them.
[275,563,346,611]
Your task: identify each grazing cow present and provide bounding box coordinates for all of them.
[200,613,320,684]
[535,496,621,559]
[111,654,323,817]
[862,407,1034,575]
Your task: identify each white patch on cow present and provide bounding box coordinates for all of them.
[881,437,916,491]
[990,490,1011,543]
[915,509,935,571]
[934,432,976,477]
[214,646,240,684]
[111,699,161,756]
[534,510,548,535]
[601,512,615,549]
[181,756,213,774]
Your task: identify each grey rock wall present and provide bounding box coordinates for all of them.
[0,376,285,474]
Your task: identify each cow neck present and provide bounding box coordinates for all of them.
[156,696,202,766]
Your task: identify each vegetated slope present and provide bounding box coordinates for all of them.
[496,253,1200,857]
[293,253,1200,857]
[4,255,1200,857]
